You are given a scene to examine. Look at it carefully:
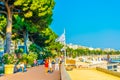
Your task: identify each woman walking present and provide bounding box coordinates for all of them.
[44,58,49,73]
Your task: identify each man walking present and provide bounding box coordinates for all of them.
[55,56,60,70]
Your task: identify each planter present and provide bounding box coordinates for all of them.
[4,64,15,74]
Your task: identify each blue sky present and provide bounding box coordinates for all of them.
[51,0,120,50]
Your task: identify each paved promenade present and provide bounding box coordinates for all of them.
[0,65,60,80]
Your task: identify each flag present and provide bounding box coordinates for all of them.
[55,29,65,44]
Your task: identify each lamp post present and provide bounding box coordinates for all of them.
[61,46,67,65]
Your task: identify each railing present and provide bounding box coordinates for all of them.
[60,63,71,80]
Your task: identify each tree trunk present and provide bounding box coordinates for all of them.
[5,3,12,53]
[23,30,28,53]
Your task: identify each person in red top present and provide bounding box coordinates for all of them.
[44,58,49,73]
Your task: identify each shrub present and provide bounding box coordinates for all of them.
[2,53,17,64]
[27,52,37,65]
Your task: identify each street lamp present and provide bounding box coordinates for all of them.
[61,46,67,65]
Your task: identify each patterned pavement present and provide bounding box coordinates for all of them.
[0,65,60,80]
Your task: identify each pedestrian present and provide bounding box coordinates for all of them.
[44,58,49,73]
[33,59,37,66]
[55,56,60,71]
[48,57,53,73]
[20,62,24,72]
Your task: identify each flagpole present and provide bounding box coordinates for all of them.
[64,28,66,65]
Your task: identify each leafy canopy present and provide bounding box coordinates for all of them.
[0,15,6,32]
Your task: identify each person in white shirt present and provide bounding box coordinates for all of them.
[55,56,60,71]
[48,57,53,72]
[20,62,24,72]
